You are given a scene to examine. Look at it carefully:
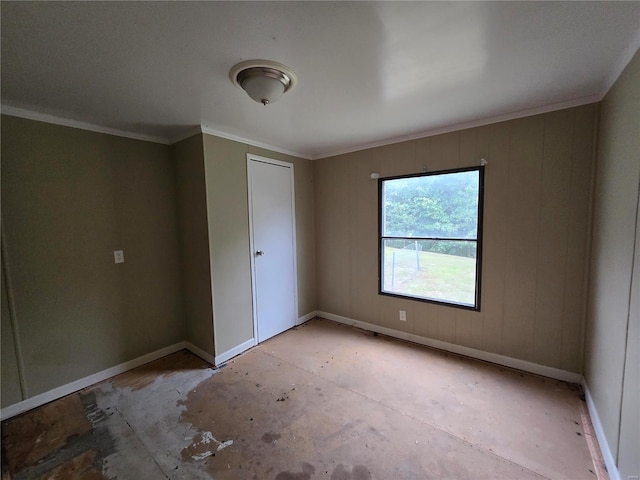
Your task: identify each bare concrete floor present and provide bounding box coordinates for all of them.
[2,318,604,479]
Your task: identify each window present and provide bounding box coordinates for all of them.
[379,166,484,311]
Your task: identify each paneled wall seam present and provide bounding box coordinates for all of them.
[580,105,601,374]
[499,124,512,356]
[169,145,188,342]
[315,105,596,371]
[532,115,549,362]
[560,111,580,368]
[616,172,640,464]
[1,221,29,399]
[559,111,577,370]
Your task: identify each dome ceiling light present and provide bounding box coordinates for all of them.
[229,60,297,106]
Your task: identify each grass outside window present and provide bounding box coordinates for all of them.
[379,167,484,310]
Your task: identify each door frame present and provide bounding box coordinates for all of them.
[246,153,300,343]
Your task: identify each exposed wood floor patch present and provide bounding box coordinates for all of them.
[1,318,603,479]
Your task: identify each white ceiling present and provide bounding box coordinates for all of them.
[2,2,640,159]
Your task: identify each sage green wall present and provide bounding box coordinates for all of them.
[171,135,214,355]
[619,189,640,480]
[201,135,316,357]
[315,104,596,374]
[585,49,639,478]
[1,115,184,397]
[1,257,23,407]
[202,134,254,356]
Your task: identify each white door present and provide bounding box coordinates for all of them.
[247,155,298,343]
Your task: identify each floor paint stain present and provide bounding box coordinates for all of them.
[275,462,315,480]
[331,464,372,480]
[4,321,598,480]
[217,439,234,451]
[261,432,281,444]
[108,350,209,392]
[184,431,234,460]
[191,451,214,461]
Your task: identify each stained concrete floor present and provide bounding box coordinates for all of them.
[1,318,604,480]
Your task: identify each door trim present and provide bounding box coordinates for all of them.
[246,153,299,343]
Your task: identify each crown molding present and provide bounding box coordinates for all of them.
[0,104,311,157]
[1,88,607,161]
[199,125,312,160]
[1,105,170,145]
[311,93,602,160]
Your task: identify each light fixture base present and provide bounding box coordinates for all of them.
[230,60,297,105]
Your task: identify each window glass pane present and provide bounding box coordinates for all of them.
[381,239,477,306]
[382,170,479,239]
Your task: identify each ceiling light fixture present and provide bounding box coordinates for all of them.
[230,60,297,106]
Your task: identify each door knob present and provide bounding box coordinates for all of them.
[256,250,265,256]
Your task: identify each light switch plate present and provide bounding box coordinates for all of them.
[114,250,125,264]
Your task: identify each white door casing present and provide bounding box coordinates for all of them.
[247,154,298,343]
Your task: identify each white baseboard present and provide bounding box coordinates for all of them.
[212,313,317,366]
[0,341,188,421]
[214,338,256,366]
[583,380,620,480]
[317,311,583,384]
[297,310,318,326]
[184,342,216,366]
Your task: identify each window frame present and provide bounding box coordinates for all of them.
[378,165,485,311]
